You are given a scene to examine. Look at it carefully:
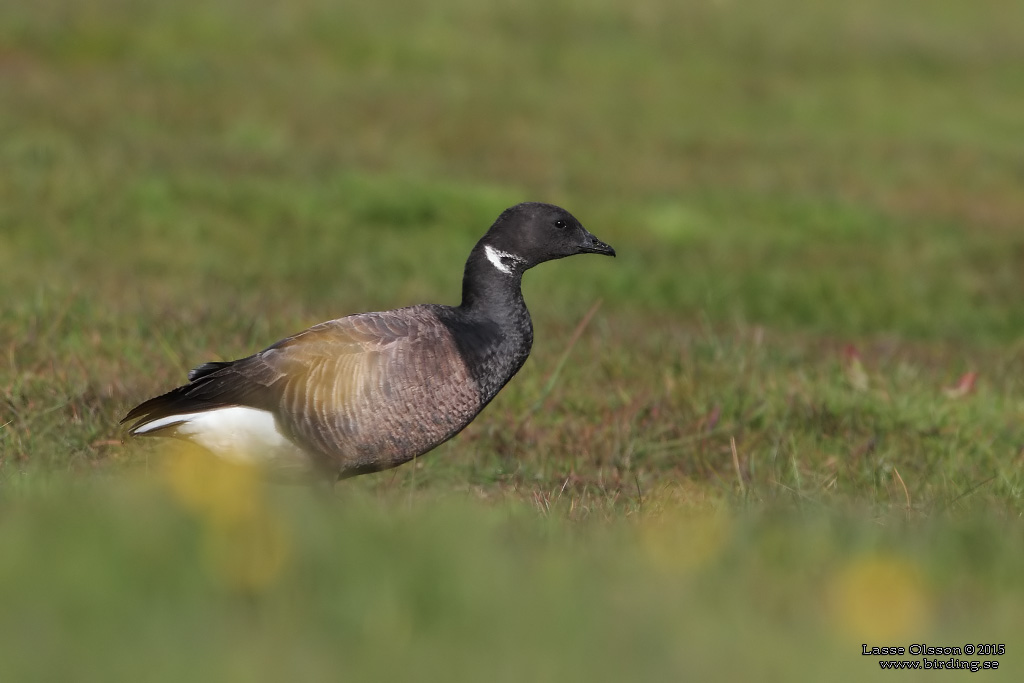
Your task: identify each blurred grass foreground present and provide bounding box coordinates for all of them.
[3,461,1023,682]
[2,0,1023,680]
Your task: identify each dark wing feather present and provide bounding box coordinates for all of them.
[120,316,375,433]
[188,361,234,381]
[119,352,280,432]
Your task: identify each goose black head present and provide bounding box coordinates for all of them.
[480,202,615,273]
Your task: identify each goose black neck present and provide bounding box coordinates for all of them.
[458,244,529,319]
[439,243,534,403]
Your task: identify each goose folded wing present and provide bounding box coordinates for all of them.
[121,312,408,435]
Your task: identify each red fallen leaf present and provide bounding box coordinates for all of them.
[944,371,978,399]
[702,404,721,433]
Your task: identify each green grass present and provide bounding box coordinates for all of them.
[2,0,1023,679]
[2,478,1022,681]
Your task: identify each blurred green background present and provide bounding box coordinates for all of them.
[2,0,1022,680]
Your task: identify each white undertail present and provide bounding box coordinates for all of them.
[134,406,308,468]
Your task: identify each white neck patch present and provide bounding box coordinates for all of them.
[484,244,525,275]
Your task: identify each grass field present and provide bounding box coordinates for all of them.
[2,0,1023,679]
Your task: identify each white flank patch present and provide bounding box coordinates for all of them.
[135,406,307,467]
[484,244,523,275]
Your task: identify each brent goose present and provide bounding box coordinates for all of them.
[121,202,615,479]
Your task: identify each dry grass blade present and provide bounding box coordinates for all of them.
[519,299,603,422]
[730,436,746,496]
[892,466,911,513]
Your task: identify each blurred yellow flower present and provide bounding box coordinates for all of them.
[828,555,931,642]
[158,443,290,591]
[202,506,291,593]
[640,510,731,576]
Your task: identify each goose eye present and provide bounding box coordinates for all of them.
[554,220,567,229]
